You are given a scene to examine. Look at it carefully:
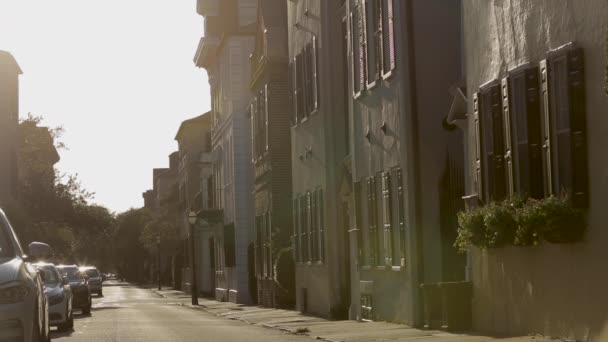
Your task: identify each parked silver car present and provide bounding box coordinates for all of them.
[0,208,51,342]
[35,263,73,332]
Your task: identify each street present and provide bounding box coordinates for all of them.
[50,281,309,342]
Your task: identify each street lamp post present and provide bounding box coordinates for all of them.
[188,211,199,306]
[157,234,161,291]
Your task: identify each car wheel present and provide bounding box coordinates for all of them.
[58,307,73,332]
[98,290,103,297]
[83,298,92,315]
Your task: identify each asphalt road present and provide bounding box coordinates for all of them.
[50,281,309,342]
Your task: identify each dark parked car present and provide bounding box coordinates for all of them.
[56,265,92,315]
[80,267,103,296]
[0,208,51,342]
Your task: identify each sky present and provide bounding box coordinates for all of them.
[0,0,210,213]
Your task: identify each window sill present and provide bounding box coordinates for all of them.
[366,80,379,91]
[353,90,364,100]
[382,70,395,81]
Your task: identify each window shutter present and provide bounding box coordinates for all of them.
[264,84,269,152]
[374,0,383,80]
[350,11,359,95]
[311,189,318,261]
[312,36,319,111]
[393,168,406,268]
[250,102,256,163]
[354,181,364,266]
[480,83,507,202]
[290,60,297,125]
[387,0,396,71]
[509,66,543,199]
[292,198,298,261]
[524,67,544,199]
[357,3,367,92]
[296,54,305,123]
[381,172,392,267]
[539,59,554,197]
[566,47,588,208]
[546,46,588,207]
[473,93,484,200]
[381,0,396,75]
[366,177,377,266]
[318,189,325,262]
[303,44,311,117]
[501,77,515,197]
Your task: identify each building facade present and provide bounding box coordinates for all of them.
[249,0,294,308]
[287,0,351,318]
[195,0,257,304]
[175,113,213,294]
[0,51,22,205]
[345,0,465,326]
[461,1,608,341]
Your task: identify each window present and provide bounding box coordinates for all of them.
[366,176,379,266]
[251,86,269,162]
[354,181,364,266]
[541,44,588,207]
[290,39,320,125]
[292,197,299,262]
[380,172,393,267]
[393,168,406,267]
[475,81,507,203]
[300,194,309,262]
[365,0,382,86]
[502,66,544,199]
[351,3,366,95]
[381,0,395,76]
[317,188,325,262]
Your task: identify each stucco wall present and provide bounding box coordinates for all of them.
[0,65,19,204]
[463,1,608,340]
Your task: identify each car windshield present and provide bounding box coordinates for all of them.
[84,269,100,278]
[0,217,14,258]
[39,266,60,285]
[59,267,82,281]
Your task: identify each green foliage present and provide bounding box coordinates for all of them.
[483,201,517,248]
[6,115,114,270]
[455,207,486,253]
[455,195,586,252]
[538,196,586,243]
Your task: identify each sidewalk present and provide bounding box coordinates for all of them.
[151,287,558,342]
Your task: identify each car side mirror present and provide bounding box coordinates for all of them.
[27,242,52,260]
[62,277,69,286]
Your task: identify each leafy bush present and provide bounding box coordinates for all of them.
[454,195,586,252]
[483,201,518,248]
[538,196,586,243]
[455,207,486,253]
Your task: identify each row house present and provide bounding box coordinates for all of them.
[460,1,608,341]
[0,51,21,205]
[248,0,294,308]
[345,0,465,325]
[195,0,258,304]
[174,113,213,294]
[288,0,351,318]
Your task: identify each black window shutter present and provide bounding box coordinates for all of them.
[566,47,588,207]
[311,189,318,261]
[393,168,406,268]
[292,197,298,261]
[480,82,507,202]
[250,101,256,163]
[264,84,269,152]
[508,66,543,199]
